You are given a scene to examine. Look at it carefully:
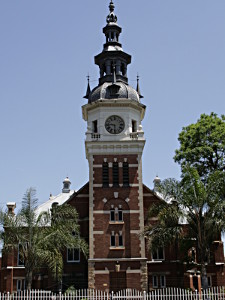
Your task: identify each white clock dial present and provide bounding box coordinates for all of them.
[105,115,125,134]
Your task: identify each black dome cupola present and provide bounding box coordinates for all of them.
[85,1,143,104]
[94,0,131,86]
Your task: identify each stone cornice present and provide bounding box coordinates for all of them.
[82,99,146,121]
[85,140,145,158]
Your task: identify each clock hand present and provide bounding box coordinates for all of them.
[113,124,116,133]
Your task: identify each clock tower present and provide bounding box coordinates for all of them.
[82,1,147,291]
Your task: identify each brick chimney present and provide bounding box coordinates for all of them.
[6,202,16,215]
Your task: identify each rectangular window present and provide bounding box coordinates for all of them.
[207,276,212,287]
[160,275,166,288]
[110,209,115,221]
[67,232,80,263]
[18,244,24,266]
[113,162,119,186]
[92,120,98,133]
[123,162,129,187]
[111,234,116,247]
[152,275,158,288]
[102,162,109,187]
[67,248,80,262]
[118,209,123,222]
[132,120,137,132]
[152,248,164,261]
[17,279,22,291]
[119,234,123,247]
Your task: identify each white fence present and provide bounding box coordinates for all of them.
[0,287,224,300]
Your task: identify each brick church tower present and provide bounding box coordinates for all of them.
[82,1,147,292]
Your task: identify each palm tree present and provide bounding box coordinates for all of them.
[144,167,225,290]
[0,188,88,291]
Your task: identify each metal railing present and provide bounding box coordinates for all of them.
[0,287,224,300]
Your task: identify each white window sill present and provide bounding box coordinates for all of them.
[110,247,125,250]
[109,221,124,225]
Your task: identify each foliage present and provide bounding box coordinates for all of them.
[174,113,225,179]
[64,285,76,295]
[0,188,88,291]
[144,167,225,289]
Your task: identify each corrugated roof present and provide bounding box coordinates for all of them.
[35,190,75,216]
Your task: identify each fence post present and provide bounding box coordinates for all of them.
[59,291,62,300]
[143,291,146,300]
[195,290,198,300]
[7,291,10,300]
[111,291,114,300]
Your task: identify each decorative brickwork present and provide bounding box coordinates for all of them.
[88,262,95,289]
[140,261,148,291]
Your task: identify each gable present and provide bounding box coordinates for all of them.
[143,183,164,221]
[67,182,89,220]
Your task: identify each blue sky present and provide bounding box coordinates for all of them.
[0,0,224,211]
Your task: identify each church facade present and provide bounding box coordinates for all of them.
[1,1,224,293]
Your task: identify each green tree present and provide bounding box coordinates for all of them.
[144,167,225,290]
[0,188,88,291]
[174,113,225,179]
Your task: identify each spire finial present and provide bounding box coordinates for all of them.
[136,73,144,99]
[109,1,115,13]
[106,0,117,24]
[83,73,91,99]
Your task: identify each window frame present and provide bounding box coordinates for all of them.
[67,247,80,263]
[110,209,115,221]
[118,209,123,222]
[123,162,129,187]
[132,120,137,132]
[67,232,80,263]
[113,162,119,187]
[17,279,22,291]
[207,276,212,288]
[152,275,158,288]
[110,233,116,247]
[92,120,98,133]
[118,234,123,247]
[18,244,25,266]
[152,247,165,261]
[160,275,166,288]
[102,162,109,187]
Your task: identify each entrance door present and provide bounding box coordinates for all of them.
[110,271,127,292]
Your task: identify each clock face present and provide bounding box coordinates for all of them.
[105,115,125,134]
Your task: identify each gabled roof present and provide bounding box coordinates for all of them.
[68,182,89,198]
[143,183,164,202]
[35,182,89,216]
